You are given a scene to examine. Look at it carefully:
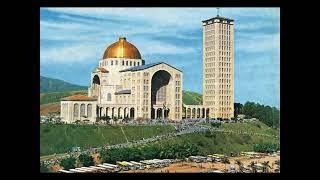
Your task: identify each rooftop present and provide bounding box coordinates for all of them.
[202,16,234,23]
[119,62,182,72]
[61,95,97,101]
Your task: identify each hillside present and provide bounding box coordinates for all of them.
[40,121,279,156]
[182,90,203,105]
[40,76,87,93]
[40,90,87,105]
[40,102,60,115]
[40,124,176,156]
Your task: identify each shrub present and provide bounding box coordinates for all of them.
[60,157,76,170]
[78,153,95,167]
[253,143,279,153]
[40,162,50,173]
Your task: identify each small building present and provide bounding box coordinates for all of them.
[60,95,97,124]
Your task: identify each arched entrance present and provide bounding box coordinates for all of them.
[151,70,172,119]
[130,108,134,119]
[156,108,162,119]
[151,108,155,119]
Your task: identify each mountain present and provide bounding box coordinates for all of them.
[40,76,87,93]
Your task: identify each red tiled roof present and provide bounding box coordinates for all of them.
[97,67,109,73]
[61,95,97,101]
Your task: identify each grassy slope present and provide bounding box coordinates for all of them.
[163,132,278,156]
[154,122,279,156]
[198,121,279,137]
[182,90,203,105]
[40,124,175,156]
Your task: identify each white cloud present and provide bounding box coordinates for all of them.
[236,32,280,53]
[40,43,101,63]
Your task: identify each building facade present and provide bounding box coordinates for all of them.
[60,15,236,123]
[202,16,234,119]
[61,37,183,123]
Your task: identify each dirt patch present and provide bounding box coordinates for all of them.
[40,102,60,115]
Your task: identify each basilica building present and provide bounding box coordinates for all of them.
[61,37,184,123]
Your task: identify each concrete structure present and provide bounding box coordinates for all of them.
[60,14,236,123]
[202,15,234,119]
[61,37,183,123]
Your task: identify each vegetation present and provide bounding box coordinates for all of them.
[210,122,222,128]
[182,90,203,105]
[234,103,243,117]
[96,129,278,164]
[78,154,95,167]
[40,76,87,93]
[262,161,271,173]
[100,142,199,164]
[40,124,175,156]
[253,143,279,153]
[199,121,279,137]
[220,121,279,137]
[40,90,87,105]
[59,157,76,170]
[221,156,230,171]
[242,102,280,128]
[40,162,50,173]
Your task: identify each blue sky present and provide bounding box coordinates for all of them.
[40,8,280,108]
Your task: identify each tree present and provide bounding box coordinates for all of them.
[235,159,243,172]
[234,103,243,117]
[221,156,230,171]
[40,162,50,173]
[78,153,95,167]
[60,157,76,170]
[249,161,257,173]
[262,161,271,173]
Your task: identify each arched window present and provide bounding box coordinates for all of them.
[111,61,113,65]
[134,62,136,66]
[130,61,132,66]
[107,93,112,101]
[87,104,92,118]
[74,104,79,117]
[80,104,85,117]
[116,60,118,65]
[122,61,124,65]
[126,61,128,66]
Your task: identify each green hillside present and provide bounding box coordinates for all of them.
[182,90,203,105]
[40,90,87,105]
[40,121,279,157]
[40,124,175,156]
[40,76,87,93]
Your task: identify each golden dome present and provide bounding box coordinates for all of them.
[103,37,142,59]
